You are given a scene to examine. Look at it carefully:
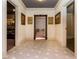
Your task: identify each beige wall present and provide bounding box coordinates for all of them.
[2,0,7,57]
[25,8,55,40]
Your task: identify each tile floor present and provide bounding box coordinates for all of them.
[4,40,76,59]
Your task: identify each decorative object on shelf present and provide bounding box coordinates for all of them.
[28,17,33,24]
[55,12,61,24]
[48,17,53,24]
[21,13,25,25]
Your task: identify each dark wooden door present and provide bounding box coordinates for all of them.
[66,2,75,52]
[7,1,15,51]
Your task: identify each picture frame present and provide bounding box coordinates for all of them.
[55,12,61,24]
[48,17,53,24]
[28,17,33,24]
[21,13,25,25]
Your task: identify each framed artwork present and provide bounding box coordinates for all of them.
[21,13,25,25]
[28,17,33,24]
[48,17,53,24]
[55,12,61,24]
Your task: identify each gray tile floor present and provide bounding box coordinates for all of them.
[4,40,76,59]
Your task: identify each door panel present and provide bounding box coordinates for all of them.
[7,1,15,51]
[67,2,75,52]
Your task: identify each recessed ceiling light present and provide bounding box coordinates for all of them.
[38,0,44,2]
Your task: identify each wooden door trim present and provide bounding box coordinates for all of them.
[34,15,47,40]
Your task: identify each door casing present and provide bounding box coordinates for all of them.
[7,1,16,51]
[34,15,47,40]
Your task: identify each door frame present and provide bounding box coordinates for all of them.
[66,2,75,52]
[7,0,17,51]
[34,15,47,40]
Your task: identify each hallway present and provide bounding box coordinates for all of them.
[4,40,75,59]
[2,0,76,59]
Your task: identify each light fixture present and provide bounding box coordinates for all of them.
[38,0,44,2]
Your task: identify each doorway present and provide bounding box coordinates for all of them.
[34,15,47,40]
[66,2,75,52]
[7,1,15,51]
